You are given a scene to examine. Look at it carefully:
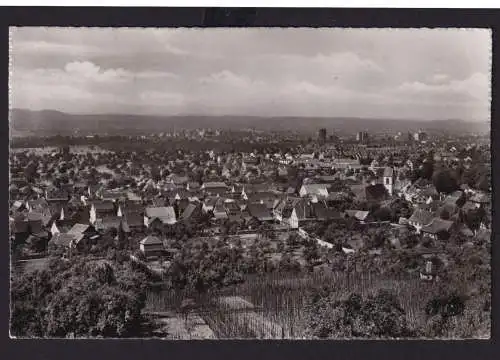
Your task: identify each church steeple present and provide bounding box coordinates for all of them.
[383,167,394,196]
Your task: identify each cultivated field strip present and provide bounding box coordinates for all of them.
[145,271,429,339]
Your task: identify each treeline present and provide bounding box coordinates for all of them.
[10,135,303,154]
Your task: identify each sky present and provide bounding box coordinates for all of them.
[10,27,491,121]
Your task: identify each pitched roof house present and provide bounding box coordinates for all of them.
[117,201,145,216]
[45,187,69,202]
[470,192,489,206]
[444,191,465,206]
[168,174,189,186]
[408,208,434,233]
[224,200,241,216]
[66,223,96,245]
[421,218,455,240]
[126,191,142,202]
[94,216,123,232]
[299,184,329,198]
[273,197,302,222]
[123,213,144,229]
[315,175,339,183]
[247,192,279,210]
[201,181,228,191]
[213,199,229,220]
[288,199,321,229]
[202,196,219,213]
[49,233,81,249]
[67,223,94,236]
[101,190,128,202]
[139,235,164,256]
[344,210,370,222]
[26,198,50,213]
[90,200,116,224]
[311,202,341,221]
[180,203,202,222]
[144,206,177,226]
[10,214,29,236]
[247,203,274,222]
[186,182,201,191]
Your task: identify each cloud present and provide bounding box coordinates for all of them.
[62,61,179,84]
[12,40,98,55]
[199,70,263,88]
[134,71,179,80]
[312,52,384,74]
[64,61,131,83]
[429,73,450,83]
[395,72,490,105]
[11,60,183,113]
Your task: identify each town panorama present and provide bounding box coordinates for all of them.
[9,27,491,339]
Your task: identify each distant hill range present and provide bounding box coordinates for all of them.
[10,108,490,137]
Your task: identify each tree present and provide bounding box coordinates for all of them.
[476,174,490,192]
[389,199,412,221]
[464,207,486,234]
[432,169,458,195]
[303,239,320,264]
[165,238,246,292]
[24,161,38,183]
[365,228,388,249]
[150,167,161,182]
[421,159,435,180]
[278,253,301,273]
[24,235,48,254]
[10,257,147,338]
[372,207,392,222]
[305,289,414,339]
[423,288,466,337]
[286,233,300,249]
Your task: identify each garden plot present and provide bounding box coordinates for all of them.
[145,311,216,340]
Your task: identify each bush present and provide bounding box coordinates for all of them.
[425,293,465,318]
[305,288,414,339]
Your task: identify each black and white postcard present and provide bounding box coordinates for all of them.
[8,26,491,340]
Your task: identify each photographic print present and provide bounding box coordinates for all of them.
[9,27,491,339]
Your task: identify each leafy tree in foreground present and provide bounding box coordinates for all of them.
[10,256,148,338]
[305,289,414,339]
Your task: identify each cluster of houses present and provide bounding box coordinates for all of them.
[9,142,491,260]
[404,186,490,240]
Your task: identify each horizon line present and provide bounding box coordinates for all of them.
[10,108,490,124]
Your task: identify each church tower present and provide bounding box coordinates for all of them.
[383,167,394,196]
